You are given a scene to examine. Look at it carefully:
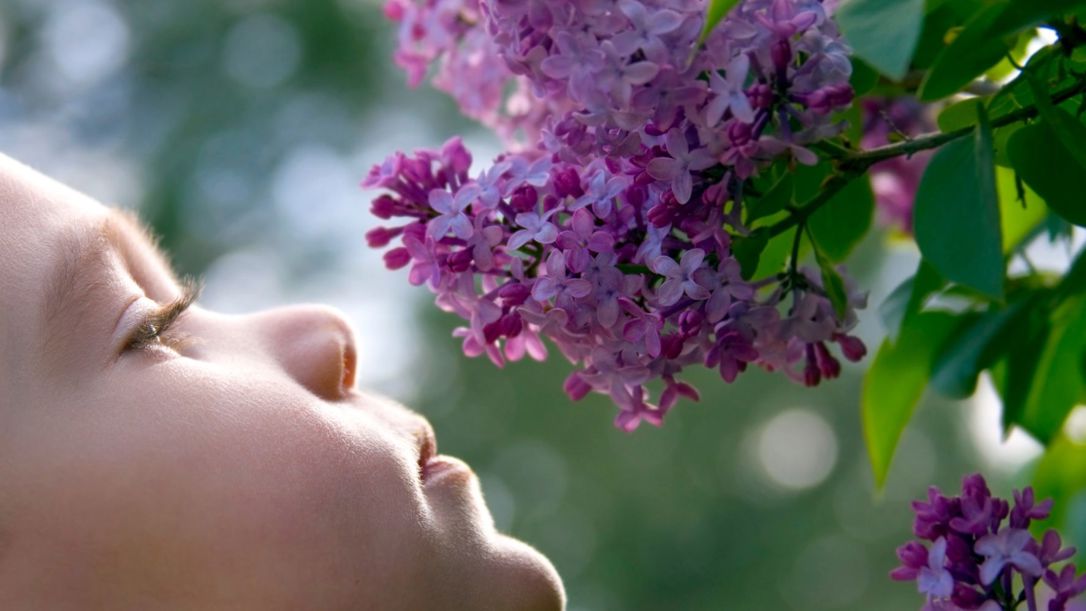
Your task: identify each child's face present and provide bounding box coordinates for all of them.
[0,155,563,610]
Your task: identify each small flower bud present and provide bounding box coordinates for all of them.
[383,247,411,270]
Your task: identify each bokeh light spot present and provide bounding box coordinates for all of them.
[222,13,301,89]
[756,408,838,491]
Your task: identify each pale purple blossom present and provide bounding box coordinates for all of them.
[427,185,478,240]
[651,249,711,306]
[368,0,864,428]
[976,529,1044,585]
[894,474,1085,611]
[705,55,755,125]
[918,538,954,599]
[508,209,559,250]
[646,129,717,204]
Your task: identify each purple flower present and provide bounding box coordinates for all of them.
[557,208,615,272]
[531,250,592,304]
[1012,487,1054,529]
[646,129,717,204]
[370,0,866,426]
[918,537,954,599]
[508,209,559,251]
[540,29,605,83]
[403,232,442,288]
[976,528,1044,585]
[1045,565,1086,609]
[755,0,821,39]
[597,40,660,106]
[572,166,630,218]
[705,55,755,125]
[612,0,684,61]
[651,249,711,306]
[427,184,478,240]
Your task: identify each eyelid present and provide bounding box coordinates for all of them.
[115,279,202,355]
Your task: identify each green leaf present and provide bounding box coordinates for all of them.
[733,229,769,280]
[1025,70,1086,171]
[996,166,1046,252]
[920,0,1086,100]
[915,124,1004,299]
[753,228,799,280]
[879,260,945,339]
[986,0,1086,41]
[850,57,880,97]
[792,161,833,203]
[807,176,875,262]
[919,4,1012,101]
[929,299,1028,399]
[863,312,959,488]
[698,0,742,45]
[994,302,1051,431]
[836,0,925,80]
[1018,296,1086,443]
[747,174,794,225]
[1007,122,1086,227]
[937,97,982,132]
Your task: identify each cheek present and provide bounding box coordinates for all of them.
[10,360,437,606]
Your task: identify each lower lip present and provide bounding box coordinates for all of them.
[422,455,471,484]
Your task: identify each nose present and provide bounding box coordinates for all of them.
[248,304,358,400]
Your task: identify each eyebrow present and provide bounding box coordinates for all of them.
[39,208,182,363]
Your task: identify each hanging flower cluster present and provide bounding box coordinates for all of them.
[893,474,1086,611]
[367,0,867,429]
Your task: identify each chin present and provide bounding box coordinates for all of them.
[483,534,566,611]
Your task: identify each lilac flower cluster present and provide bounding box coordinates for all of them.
[367,0,866,429]
[893,474,1086,611]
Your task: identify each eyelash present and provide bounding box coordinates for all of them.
[123,280,201,353]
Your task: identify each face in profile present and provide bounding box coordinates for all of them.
[0,155,564,610]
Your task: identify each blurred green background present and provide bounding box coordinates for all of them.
[0,0,1068,608]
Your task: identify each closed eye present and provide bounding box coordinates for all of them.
[123,279,201,353]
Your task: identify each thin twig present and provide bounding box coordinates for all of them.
[764,76,1086,240]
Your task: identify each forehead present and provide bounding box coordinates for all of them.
[0,155,109,384]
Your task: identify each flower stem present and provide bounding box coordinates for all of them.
[765,74,1086,240]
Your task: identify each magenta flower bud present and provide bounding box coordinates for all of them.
[383,0,405,21]
[553,167,583,198]
[647,202,676,228]
[625,184,648,208]
[678,309,704,335]
[510,185,539,212]
[813,341,841,379]
[498,282,531,306]
[950,584,987,608]
[897,541,929,570]
[483,319,503,344]
[748,83,773,110]
[383,247,411,270]
[500,313,523,338]
[829,83,855,108]
[661,334,685,360]
[448,248,473,272]
[365,226,399,248]
[563,373,592,402]
[803,344,821,387]
[836,334,867,362]
[371,194,399,220]
[644,123,667,137]
[728,121,754,147]
[771,39,792,72]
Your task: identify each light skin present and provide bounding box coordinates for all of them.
[0,154,564,610]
